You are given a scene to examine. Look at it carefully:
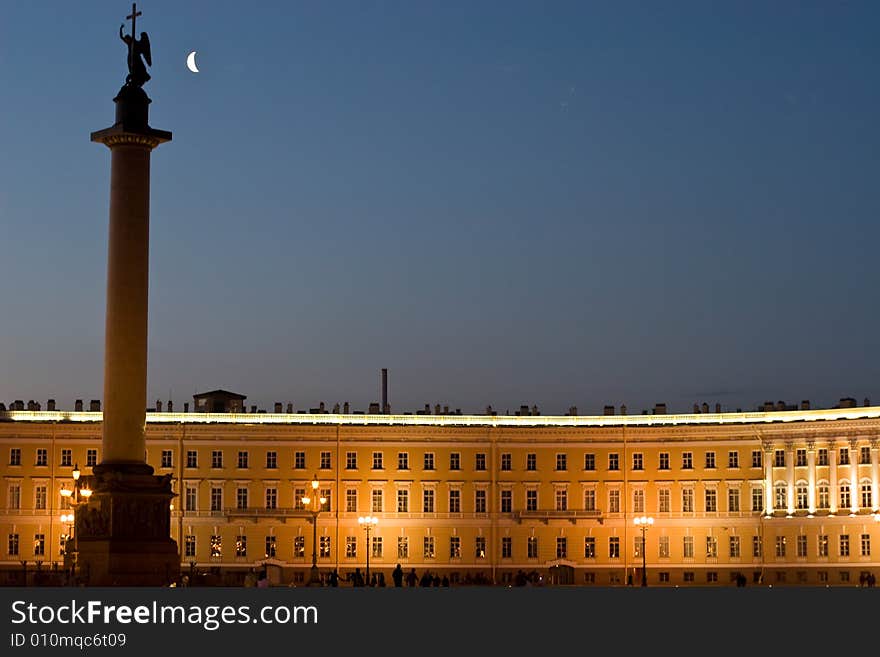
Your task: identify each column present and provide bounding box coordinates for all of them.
[870,439,879,512]
[763,442,773,516]
[849,439,859,514]
[829,442,838,514]
[785,441,795,515]
[807,441,816,514]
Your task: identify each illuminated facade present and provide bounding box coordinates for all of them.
[2,405,879,586]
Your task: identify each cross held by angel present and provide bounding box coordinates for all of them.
[119,4,151,88]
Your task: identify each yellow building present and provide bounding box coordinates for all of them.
[2,402,879,586]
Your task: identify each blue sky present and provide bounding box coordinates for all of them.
[1,1,878,415]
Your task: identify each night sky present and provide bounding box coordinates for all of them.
[1,1,878,415]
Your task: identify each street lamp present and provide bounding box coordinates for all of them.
[301,474,326,586]
[633,515,654,587]
[59,463,92,583]
[358,515,378,585]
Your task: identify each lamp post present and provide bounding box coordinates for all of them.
[59,463,92,583]
[633,515,653,587]
[301,474,326,586]
[358,515,378,585]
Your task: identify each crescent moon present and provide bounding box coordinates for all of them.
[186,51,199,73]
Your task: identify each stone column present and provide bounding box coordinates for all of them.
[763,442,773,516]
[807,441,816,514]
[829,442,838,514]
[75,83,178,586]
[785,441,795,514]
[849,439,859,513]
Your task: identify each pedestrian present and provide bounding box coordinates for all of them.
[406,568,418,587]
[352,567,365,587]
[329,569,339,587]
[392,563,404,587]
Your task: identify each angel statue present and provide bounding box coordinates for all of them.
[119,24,152,87]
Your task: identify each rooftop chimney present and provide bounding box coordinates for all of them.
[619,404,627,415]
[287,403,293,414]
[715,403,721,413]
[381,368,389,414]
[604,405,615,416]
[653,403,666,415]
[47,399,56,411]
[274,402,282,413]
[167,400,173,413]
[183,402,189,413]
[90,399,101,412]
[701,402,709,414]
[156,399,162,412]
[343,401,350,414]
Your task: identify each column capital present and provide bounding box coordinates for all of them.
[806,441,816,452]
[784,440,795,452]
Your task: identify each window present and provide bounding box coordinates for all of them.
[449,452,461,470]
[320,451,331,469]
[753,536,762,558]
[423,453,434,470]
[265,451,277,469]
[752,450,762,468]
[634,536,644,558]
[706,571,718,583]
[398,536,409,559]
[683,572,695,583]
[817,485,829,509]
[265,536,276,558]
[797,535,807,558]
[796,449,807,467]
[372,452,384,470]
[345,451,357,470]
[236,487,248,509]
[839,484,851,510]
[683,536,694,558]
[775,483,787,510]
[682,489,694,513]
[237,451,248,469]
[36,449,48,466]
[449,489,461,513]
[186,450,197,468]
[658,452,669,470]
[752,488,764,513]
[294,451,306,469]
[556,537,567,559]
[556,454,568,471]
[346,489,357,513]
[211,450,223,468]
[185,486,197,512]
[584,537,596,558]
[474,536,486,559]
[584,453,595,471]
[706,536,718,558]
[608,453,619,471]
[818,535,829,558]
[182,535,195,558]
[728,488,740,512]
[659,489,670,513]
[839,534,850,557]
[500,490,511,513]
[423,489,434,513]
[8,533,20,557]
[397,489,408,513]
[609,537,620,559]
[526,453,537,471]
[528,537,539,558]
[235,535,247,558]
[293,536,304,558]
[475,489,487,513]
[556,489,568,511]
[817,448,828,466]
[473,452,486,471]
[526,490,538,512]
[632,489,644,513]
[796,486,808,510]
[728,451,739,468]
[775,536,786,557]
[34,486,47,510]
[860,534,871,557]
[774,450,785,467]
[210,487,222,512]
[682,452,693,469]
[9,448,21,466]
[839,448,849,465]
[501,453,512,471]
[705,489,717,512]
[398,452,409,470]
[502,537,512,558]
[632,453,643,470]
[659,536,670,558]
[344,536,357,558]
[87,449,98,467]
[860,446,871,465]
[160,450,172,468]
[861,484,872,509]
[34,534,45,557]
[265,488,277,510]
[424,536,435,559]
[321,536,332,558]
[450,536,461,559]
[705,451,716,469]
[321,487,332,511]
[371,489,383,513]
[729,536,740,558]
[584,489,596,512]
[61,449,75,468]
[608,490,620,514]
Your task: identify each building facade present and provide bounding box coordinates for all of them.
[2,405,880,586]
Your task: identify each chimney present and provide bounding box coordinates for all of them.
[0,403,5,411]
[183,402,189,413]
[319,401,325,413]
[619,404,627,415]
[47,399,56,411]
[426,404,431,414]
[443,405,449,414]
[715,403,721,413]
[604,405,615,416]
[287,403,293,413]
[343,401,350,414]
[90,399,101,412]
[274,402,282,413]
[693,403,700,414]
[568,406,578,416]
[435,404,441,415]
[369,402,380,414]
[27,400,36,411]
[864,397,871,407]
[776,400,786,411]
[701,402,709,414]
[251,405,257,413]
[332,403,340,413]
[653,403,666,415]
[156,399,162,412]
[34,401,42,411]
[168,400,174,412]
[381,368,389,414]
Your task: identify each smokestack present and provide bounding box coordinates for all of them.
[381,368,389,414]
